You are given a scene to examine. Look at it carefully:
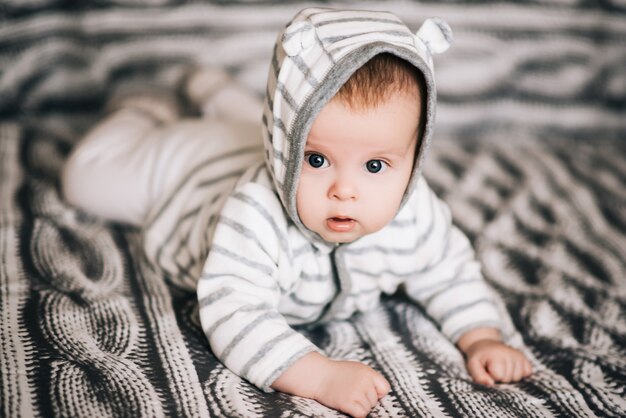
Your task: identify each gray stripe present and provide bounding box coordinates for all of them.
[220,311,282,362]
[344,244,417,256]
[313,27,337,65]
[272,147,286,163]
[439,298,497,324]
[200,273,278,290]
[350,267,418,278]
[155,206,201,264]
[408,263,470,298]
[276,81,298,110]
[197,169,246,189]
[315,16,402,28]
[390,217,417,227]
[155,207,224,278]
[293,242,313,258]
[271,43,279,73]
[232,192,289,253]
[274,117,288,135]
[217,215,267,254]
[290,54,319,87]
[322,30,413,45]
[250,164,267,183]
[423,278,482,308]
[289,292,330,307]
[282,25,313,42]
[211,245,274,276]
[300,271,330,282]
[307,8,391,20]
[144,145,262,228]
[419,230,471,276]
[265,83,274,112]
[262,112,274,139]
[239,330,294,377]
[204,302,273,338]
[162,188,226,275]
[198,287,234,309]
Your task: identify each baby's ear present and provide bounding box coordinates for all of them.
[415,18,453,55]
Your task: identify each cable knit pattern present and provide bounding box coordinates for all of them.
[1,1,625,417]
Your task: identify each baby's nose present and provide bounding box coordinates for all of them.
[329,176,357,201]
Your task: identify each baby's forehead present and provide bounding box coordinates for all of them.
[306,93,420,155]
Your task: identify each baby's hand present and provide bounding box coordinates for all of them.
[458,328,532,386]
[271,352,390,418]
[464,339,532,386]
[314,359,390,418]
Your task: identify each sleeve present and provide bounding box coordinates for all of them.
[197,184,319,392]
[404,176,503,343]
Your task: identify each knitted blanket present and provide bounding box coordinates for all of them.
[1,1,625,417]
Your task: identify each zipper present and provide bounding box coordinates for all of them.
[313,246,344,322]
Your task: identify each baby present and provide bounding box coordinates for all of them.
[62,7,532,418]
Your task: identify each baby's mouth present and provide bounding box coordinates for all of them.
[326,217,356,233]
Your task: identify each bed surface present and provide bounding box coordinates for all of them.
[1,1,625,417]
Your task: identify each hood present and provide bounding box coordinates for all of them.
[261,7,452,245]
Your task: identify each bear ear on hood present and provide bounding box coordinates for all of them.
[282,20,316,57]
[414,17,453,56]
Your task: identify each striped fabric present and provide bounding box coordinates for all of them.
[1,1,625,417]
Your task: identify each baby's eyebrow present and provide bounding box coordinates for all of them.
[376,150,408,159]
[375,142,416,157]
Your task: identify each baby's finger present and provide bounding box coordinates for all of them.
[373,374,391,398]
[486,357,506,382]
[349,398,371,418]
[511,358,524,382]
[503,356,514,382]
[467,357,494,386]
[365,385,378,409]
[522,358,533,377]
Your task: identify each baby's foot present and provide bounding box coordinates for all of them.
[106,89,180,124]
[183,66,232,109]
[183,66,262,123]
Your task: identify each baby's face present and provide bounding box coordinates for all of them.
[296,91,419,243]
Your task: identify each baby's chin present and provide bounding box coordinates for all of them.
[316,226,377,245]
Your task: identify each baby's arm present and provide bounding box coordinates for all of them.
[457,328,532,386]
[200,182,389,417]
[272,352,390,418]
[404,177,532,384]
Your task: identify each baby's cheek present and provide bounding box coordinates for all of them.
[369,184,405,224]
[364,197,401,232]
[296,178,325,230]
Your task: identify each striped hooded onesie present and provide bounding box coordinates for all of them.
[144,8,504,391]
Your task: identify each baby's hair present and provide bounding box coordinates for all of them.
[335,53,424,111]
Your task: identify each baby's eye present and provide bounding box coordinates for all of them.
[365,159,387,173]
[306,153,329,169]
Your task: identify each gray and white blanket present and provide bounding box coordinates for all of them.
[1,1,625,417]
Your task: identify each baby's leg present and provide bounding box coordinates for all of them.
[62,97,179,226]
[184,67,263,125]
